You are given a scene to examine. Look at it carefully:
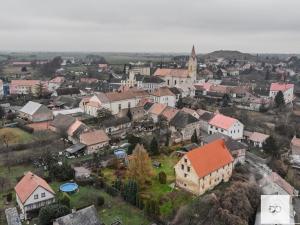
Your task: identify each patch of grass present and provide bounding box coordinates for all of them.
[0,128,34,145]
[249,148,269,159]
[50,182,150,225]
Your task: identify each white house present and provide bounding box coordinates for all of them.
[80,89,149,116]
[150,87,176,107]
[15,172,55,219]
[208,113,244,140]
[269,82,294,104]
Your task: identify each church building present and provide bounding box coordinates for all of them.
[153,46,198,87]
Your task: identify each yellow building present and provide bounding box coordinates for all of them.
[174,139,233,195]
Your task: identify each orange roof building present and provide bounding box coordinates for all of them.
[175,139,234,195]
[15,172,55,219]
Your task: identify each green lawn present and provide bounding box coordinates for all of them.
[0,128,34,145]
[50,182,151,225]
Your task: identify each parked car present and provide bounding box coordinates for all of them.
[120,143,131,148]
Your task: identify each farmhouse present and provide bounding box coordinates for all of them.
[269,82,294,104]
[19,101,53,122]
[79,129,110,154]
[174,139,233,195]
[15,172,55,219]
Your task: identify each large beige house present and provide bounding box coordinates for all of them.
[174,139,234,195]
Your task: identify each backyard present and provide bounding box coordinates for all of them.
[0,127,35,145]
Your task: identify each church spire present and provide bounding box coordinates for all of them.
[191,45,196,60]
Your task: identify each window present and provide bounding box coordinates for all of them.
[174,80,177,85]
[41,193,46,198]
[181,164,184,170]
[184,173,188,178]
[184,158,187,163]
[34,194,38,199]
[167,80,170,85]
[187,166,190,172]
[128,102,131,108]
[118,104,121,112]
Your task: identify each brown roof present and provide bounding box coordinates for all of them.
[148,103,168,115]
[154,68,189,78]
[80,130,109,146]
[161,107,179,121]
[104,89,149,102]
[15,172,55,204]
[185,139,234,178]
[152,87,175,97]
[11,80,40,86]
[249,132,269,143]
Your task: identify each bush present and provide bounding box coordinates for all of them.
[38,204,70,225]
[104,183,119,197]
[158,171,167,184]
[6,192,12,202]
[59,193,71,208]
[94,177,104,189]
[96,196,105,207]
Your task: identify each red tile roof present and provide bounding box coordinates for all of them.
[161,107,179,121]
[186,139,233,178]
[209,114,237,130]
[15,172,55,204]
[270,82,294,92]
[154,68,189,78]
[11,80,40,86]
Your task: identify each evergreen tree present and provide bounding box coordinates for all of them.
[35,81,46,98]
[97,108,113,123]
[127,108,133,121]
[122,180,139,206]
[158,171,167,184]
[38,204,70,225]
[191,129,198,144]
[149,137,159,155]
[127,144,154,187]
[274,91,285,108]
[263,136,279,158]
[265,69,271,80]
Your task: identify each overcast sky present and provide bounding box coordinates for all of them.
[1,0,300,53]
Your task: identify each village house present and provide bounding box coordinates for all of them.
[19,101,53,122]
[147,103,167,123]
[198,111,214,132]
[49,114,89,143]
[101,116,131,137]
[79,129,110,154]
[150,87,176,107]
[47,76,65,92]
[170,111,200,142]
[243,131,269,148]
[269,82,294,104]
[160,106,179,123]
[80,89,149,116]
[53,205,102,225]
[174,139,233,195]
[201,133,247,165]
[208,113,244,140]
[10,80,40,95]
[181,107,199,119]
[15,172,55,219]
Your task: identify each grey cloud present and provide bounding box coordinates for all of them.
[0,0,300,53]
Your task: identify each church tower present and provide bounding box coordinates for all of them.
[188,45,197,82]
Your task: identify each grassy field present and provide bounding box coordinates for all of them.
[0,128,34,145]
[50,182,151,225]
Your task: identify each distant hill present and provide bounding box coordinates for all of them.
[204,50,256,61]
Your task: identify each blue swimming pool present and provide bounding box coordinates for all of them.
[60,182,79,193]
